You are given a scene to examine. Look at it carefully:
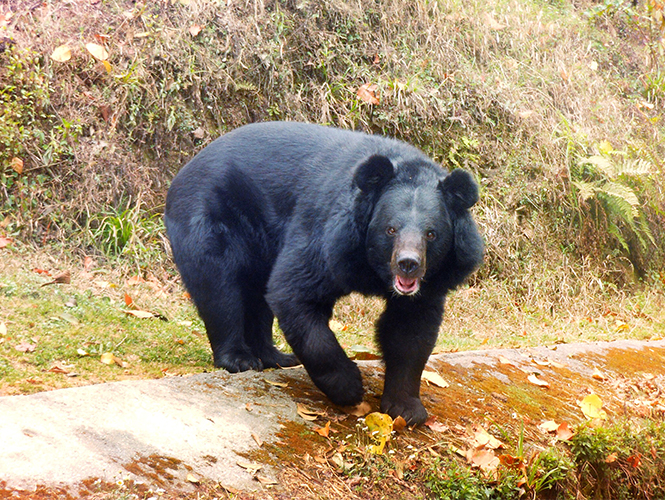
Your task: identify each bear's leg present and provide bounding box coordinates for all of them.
[376,297,444,426]
[269,294,364,407]
[244,293,300,369]
[176,251,264,372]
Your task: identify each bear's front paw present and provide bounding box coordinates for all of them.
[380,395,428,426]
[311,362,364,407]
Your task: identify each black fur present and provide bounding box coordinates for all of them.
[165,122,483,425]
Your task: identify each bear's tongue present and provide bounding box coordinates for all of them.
[395,276,419,295]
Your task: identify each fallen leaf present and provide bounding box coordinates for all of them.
[77,348,89,357]
[314,421,331,438]
[186,473,199,484]
[51,45,72,62]
[498,356,515,366]
[264,378,288,388]
[580,394,607,420]
[466,448,500,471]
[392,415,407,432]
[297,403,322,421]
[469,426,504,450]
[100,352,125,367]
[220,484,240,495]
[124,293,134,307]
[605,452,618,463]
[424,416,448,433]
[533,359,550,367]
[556,422,574,441]
[550,360,567,369]
[123,309,157,319]
[342,401,371,417]
[189,24,203,36]
[498,454,523,468]
[527,374,550,388]
[357,83,379,105]
[0,237,13,249]
[366,412,393,454]
[256,474,278,486]
[538,420,559,433]
[237,460,263,475]
[15,342,36,353]
[626,453,641,468]
[251,432,263,446]
[192,127,205,139]
[592,368,606,381]
[0,322,6,336]
[48,364,70,374]
[10,157,23,174]
[422,370,450,388]
[85,42,108,61]
[41,270,71,286]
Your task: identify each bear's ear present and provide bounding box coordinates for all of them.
[353,155,395,193]
[439,169,479,212]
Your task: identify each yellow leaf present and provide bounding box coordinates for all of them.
[123,309,156,319]
[538,420,559,433]
[0,322,7,336]
[102,60,113,74]
[51,45,72,63]
[527,373,550,388]
[365,412,393,454]
[186,473,199,483]
[85,42,109,61]
[422,370,450,388]
[100,352,116,365]
[580,394,607,420]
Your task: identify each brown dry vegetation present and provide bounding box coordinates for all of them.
[1,1,665,343]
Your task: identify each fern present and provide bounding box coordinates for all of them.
[572,152,655,253]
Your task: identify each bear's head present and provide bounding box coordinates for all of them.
[354,155,479,296]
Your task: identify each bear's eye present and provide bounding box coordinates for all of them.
[386,226,397,236]
[425,230,437,241]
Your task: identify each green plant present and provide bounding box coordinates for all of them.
[571,151,654,254]
[87,204,163,262]
[426,457,521,500]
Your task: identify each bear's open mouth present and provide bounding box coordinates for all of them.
[394,276,420,295]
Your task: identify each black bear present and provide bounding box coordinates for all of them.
[165,122,483,425]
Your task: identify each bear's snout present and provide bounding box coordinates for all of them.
[391,238,426,296]
[397,253,421,276]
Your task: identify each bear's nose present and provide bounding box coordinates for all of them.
[398,256,421,275]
